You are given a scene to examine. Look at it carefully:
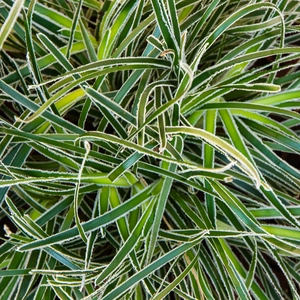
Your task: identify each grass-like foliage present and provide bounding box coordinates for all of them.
[1,0,300,299]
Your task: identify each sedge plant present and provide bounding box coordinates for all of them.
[0,0,300,299]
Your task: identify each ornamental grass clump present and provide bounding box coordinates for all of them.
[0,0,300,299]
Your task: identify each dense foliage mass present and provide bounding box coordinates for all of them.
[0,0,300,299]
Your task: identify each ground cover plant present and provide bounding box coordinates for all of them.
[0,0,300,299]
